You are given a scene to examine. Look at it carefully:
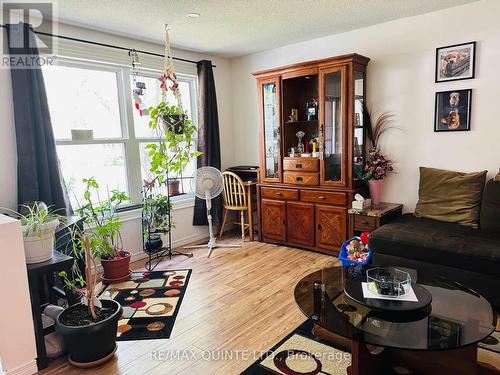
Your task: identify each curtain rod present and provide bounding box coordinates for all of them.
[0,24,216,68]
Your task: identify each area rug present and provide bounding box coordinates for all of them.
[99,269,191,341]
[479,330,500,354]
[241,320,352,375]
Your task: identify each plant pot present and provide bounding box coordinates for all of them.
[162,114,185,134]
[144,234,163,253]
[168,180,181,196]
[100,250,131,282]
[368,179,384,205]
[22,219,59,264]
[55,299,122,367]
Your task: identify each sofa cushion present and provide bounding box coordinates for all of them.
[480,179,500,234]
[369,214,500,276]
[414,167,487,229]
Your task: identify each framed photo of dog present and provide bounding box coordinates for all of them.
[435,42,476,82]
[434,89,472,132]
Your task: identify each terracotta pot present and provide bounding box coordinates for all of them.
[168,180,180,196]
[368,179,384,205]
[100,250,131,281]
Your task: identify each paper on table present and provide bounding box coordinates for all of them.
[361,282,418,302]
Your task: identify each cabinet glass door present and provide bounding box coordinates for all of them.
[320,66,346,186]
[261,79,281,181]
[353,71,365,182]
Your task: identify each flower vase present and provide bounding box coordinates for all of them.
[368,179,384,205]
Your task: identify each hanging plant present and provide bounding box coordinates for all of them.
[145,27,201,185]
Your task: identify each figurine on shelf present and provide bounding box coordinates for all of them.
[311,140,318,157]
[296,130,305,154]
[288,108,298,123]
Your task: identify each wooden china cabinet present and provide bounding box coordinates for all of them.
[254,54,370,255]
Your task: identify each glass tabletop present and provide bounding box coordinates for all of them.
[294,266,497,351]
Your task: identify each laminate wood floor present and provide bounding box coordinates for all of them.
[39,234,339,375]
[39,233,500,374]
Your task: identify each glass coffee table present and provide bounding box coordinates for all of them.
[294,266,497,375]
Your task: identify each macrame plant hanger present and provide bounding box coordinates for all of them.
[142,25,193,271]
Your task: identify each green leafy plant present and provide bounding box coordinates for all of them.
[143,193,175,237]
[145,102,201,183]
[1,202,63,239]
[75,177,129,260]
[59,177,128,321]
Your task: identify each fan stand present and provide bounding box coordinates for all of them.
[184,192,241,257]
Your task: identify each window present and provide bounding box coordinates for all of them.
[42,60,198,208]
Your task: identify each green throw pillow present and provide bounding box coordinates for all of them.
[415,167,487,228]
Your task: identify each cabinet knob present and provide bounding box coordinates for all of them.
[276,192,282,196]
[295,164,303,169]
[318,196,325,200]
[296,177,303,182]
[318,224,322,230]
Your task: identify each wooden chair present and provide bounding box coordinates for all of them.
[219,171,249,242]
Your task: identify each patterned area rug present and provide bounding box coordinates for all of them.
[241,320,352,375]
[479,330,500,354]
[100,269,191,341]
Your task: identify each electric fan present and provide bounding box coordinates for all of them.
[184,166,241,257]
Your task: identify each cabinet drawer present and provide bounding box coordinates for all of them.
[261,187,299,200]
[300,190,347,206]
[283,157,319,172]
[283,172,319,186]
[353,215,377,231]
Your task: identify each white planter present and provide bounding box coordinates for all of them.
[22,219,59,264]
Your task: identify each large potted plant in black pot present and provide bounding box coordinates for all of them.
[57,232,122,367]
[77,177,131,283]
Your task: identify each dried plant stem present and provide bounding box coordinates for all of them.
[84,238,97,321]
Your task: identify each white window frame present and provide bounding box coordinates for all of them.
[49,57,199,207]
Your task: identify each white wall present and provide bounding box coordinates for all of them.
[0,215,37,375]
[0,21,236,256]
[230,0,500,212]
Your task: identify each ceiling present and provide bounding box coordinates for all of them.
[51,0,477,58]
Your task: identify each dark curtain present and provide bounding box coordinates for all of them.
[7,23,72,215]
[193,60,222,225]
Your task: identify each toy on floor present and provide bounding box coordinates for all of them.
[345,232,370,263]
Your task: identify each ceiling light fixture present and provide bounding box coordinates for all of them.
[186,12,200,18]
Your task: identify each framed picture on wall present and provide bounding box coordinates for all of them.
[435,42,476,82]
[434,89,472,132]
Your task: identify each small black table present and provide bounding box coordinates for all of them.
[27,251,73,370]
[294,266,497,375]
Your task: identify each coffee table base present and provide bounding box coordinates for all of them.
[312,324,479,375]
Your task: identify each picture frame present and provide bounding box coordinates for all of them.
[435,41,476,82]
[434,89,472,132]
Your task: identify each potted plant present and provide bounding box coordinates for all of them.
[363,149,394,204]
[362,105,400,204]
[76,177,131,283]
[1,202,62,264]
[146,101,200,185]
[57,233,122,367]
[142,190,175,253]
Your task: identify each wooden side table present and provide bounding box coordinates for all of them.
[348,202,403,238]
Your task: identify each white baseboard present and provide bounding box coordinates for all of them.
[3,360,37,375]
[128,232,209,265]
[96,232,208,272]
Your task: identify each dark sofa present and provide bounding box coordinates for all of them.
[369,179,500,307]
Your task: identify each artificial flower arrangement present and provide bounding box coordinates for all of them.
[363,149,394,181]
